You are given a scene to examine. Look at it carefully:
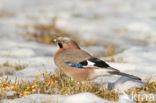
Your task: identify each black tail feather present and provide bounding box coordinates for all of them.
[109,71,141,81]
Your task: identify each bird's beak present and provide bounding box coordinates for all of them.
[51,36,60,44]
[51,39,57,44]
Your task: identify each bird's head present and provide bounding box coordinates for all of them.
[52,36,80,49]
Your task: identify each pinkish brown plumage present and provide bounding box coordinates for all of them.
[53,36,141,81]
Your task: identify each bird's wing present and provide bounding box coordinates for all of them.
[79,58,110,68]
[57,49,92,63]
[58,49,119,71]
[65,57,119,71]
[64,58,141,80]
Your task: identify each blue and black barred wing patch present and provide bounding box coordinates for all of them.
[64,62,83,68]
[65,58,110,69]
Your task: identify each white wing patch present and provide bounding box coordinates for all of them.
[87,60,95,66]
[83,60,95,67]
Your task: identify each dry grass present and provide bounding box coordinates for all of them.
[0,62,27,76]
[104,45,118,57]
[103,45,125,63]
[0,72,156,102]
[128,82,156,95]
[0,72,119,101]
[1,62,27,71]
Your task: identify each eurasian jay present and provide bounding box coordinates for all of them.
[53,36,141,81]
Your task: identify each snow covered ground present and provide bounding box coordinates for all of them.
[0,0,156,103]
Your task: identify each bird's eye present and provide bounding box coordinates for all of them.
[58,42,63,48]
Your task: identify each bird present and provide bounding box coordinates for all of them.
[52,36,141,81]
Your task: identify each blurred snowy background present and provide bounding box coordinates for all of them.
[0,0,156,103]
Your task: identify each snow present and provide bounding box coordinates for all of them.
[2,92,131,103]
[0,48,35,57]
[115,46,156,66]
[1,93,137,103]
[0,0,156,102]
[118,94,135,103]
